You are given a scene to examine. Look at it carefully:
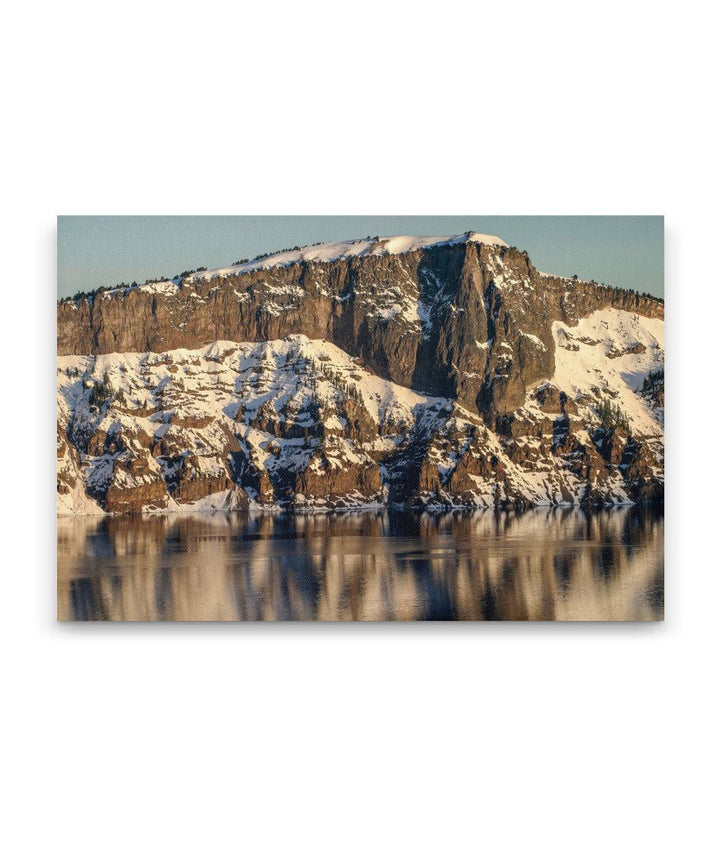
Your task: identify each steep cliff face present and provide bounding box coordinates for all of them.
[57,234,664,514]
[58,234,663,419]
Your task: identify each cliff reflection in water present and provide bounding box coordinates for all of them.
[57,507,663,621]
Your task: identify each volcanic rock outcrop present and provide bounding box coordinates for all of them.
[57,233,664,513]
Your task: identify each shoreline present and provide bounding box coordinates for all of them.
[56,497,663,519]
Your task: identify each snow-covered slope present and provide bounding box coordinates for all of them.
[58,315,664,514]
[551,308,664,436]
[57,336,450,514]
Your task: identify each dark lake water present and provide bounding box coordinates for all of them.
[57,507,663,621]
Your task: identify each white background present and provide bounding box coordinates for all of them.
[2,2,718,854]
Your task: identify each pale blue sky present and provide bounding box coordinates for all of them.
[57,216,664,299]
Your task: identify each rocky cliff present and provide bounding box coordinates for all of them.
[57,233,664,514]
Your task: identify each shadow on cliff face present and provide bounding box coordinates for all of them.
[410,246,470,399]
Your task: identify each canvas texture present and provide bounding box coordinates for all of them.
[57,217,664,621]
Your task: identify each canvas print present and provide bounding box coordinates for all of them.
[57,216,664,621]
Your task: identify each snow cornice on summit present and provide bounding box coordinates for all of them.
[188,232,509,282]
[60,232,511,303]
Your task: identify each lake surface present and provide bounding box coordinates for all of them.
[57,507,663,621]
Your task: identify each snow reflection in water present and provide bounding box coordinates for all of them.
[57,506,663,621]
